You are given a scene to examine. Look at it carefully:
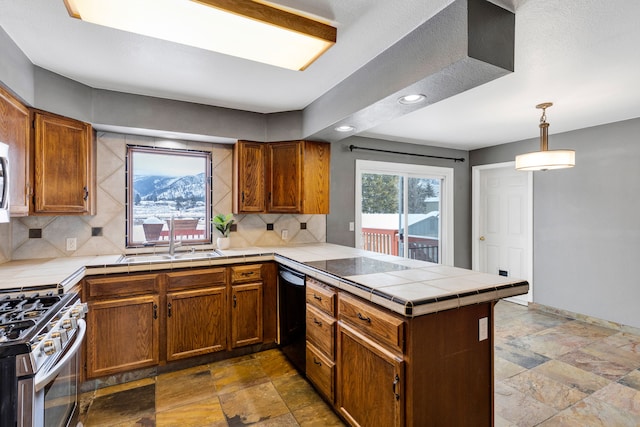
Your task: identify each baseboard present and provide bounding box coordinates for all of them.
[529,302,640,336]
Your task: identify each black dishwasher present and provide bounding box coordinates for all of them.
[277,265,306,373]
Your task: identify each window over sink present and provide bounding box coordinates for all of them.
[126,145,212,247]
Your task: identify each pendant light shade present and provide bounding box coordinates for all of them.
[515,103,575,171]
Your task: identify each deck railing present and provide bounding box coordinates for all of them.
[361,228,439,262]
[361,228,399,256]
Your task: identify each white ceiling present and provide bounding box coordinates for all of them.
[1,0,639,150]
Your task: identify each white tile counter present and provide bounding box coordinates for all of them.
[0,243,528,317]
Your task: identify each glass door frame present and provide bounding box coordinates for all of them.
[355,160,455,265]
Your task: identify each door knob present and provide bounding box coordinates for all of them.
[479,236,485,241]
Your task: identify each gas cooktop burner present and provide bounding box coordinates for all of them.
[0,293,64,343]
[0,320,36,343]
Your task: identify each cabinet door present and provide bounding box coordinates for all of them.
[167,286,227,361]
[231,282,263,348]
[86,295,160,378]
[336,323,404,427]
[32,111,94,214]
[267,141,301,213]
[0,85,30,216]
[300,140,330,214]
[233,141,265,213]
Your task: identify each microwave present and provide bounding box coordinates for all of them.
[0,142,9,223]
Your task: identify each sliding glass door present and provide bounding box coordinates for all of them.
[355,160,454,265]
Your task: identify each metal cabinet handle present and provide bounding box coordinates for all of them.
[393,374,400,401]
[479,236,485,241]
[241,271,255,277]
[242,191,245,203]
[83,186,89,201]
[313,294,322,301]
[167,302,172,317]
[313,318,322,327]
[313,357,322,366]
[153,304,158,319]
[233,294,237,308]
[357,312,371,323]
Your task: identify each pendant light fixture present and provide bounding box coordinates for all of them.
[515,102,575,171]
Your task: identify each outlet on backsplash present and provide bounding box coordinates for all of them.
[66,238,77,251]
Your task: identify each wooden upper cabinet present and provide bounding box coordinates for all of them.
[233,141,266,213]
[0,85,30,216]
[32,110,95,215]
[267,140,330,214]
[233,140,330,214]
[267,141,301,212]
[299,140,330,214]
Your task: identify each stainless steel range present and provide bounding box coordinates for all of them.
[0,288,87,427]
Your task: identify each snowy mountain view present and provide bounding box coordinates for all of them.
[132,173,207,225]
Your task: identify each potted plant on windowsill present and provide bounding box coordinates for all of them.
[213,213,234,250]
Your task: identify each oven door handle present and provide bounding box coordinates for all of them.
[34,319,86,392]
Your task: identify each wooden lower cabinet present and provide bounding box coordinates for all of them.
[166,286,226,361]
[306,341,335,401]
[336,323,404,427]
[330,289,494,426]
[230,282,263,348]
[84,265,274,380]
[86,295,160,378]
[305,277,337,403]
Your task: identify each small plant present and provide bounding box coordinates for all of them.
[212,213,234,237]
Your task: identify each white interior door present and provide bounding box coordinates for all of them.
[473,162,532,305]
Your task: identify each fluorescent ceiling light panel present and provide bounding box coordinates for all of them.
[63,0,336,71]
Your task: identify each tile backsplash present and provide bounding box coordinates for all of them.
[2,132,326,261]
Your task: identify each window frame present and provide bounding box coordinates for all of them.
[125,145,213,248]
[355,159,454,265]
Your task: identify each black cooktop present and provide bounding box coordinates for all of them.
[304,257,410,277]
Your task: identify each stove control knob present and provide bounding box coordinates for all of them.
[71,303,88,319]
[42,340,57,356]
[62,318,77,330]
[51,331,66,346]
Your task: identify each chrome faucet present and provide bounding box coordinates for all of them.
[168,216,182,256]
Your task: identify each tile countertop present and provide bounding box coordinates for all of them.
[0,243,528,317]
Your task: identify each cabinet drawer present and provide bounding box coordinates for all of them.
[306,305,335,359]
[231,264,262,283]
[166,267,226,291]
[338,293,405,353]
[85,274,158,299]
[306,342,335,402]
[306,278,335,316]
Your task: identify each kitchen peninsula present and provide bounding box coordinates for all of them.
[0,243,528,426]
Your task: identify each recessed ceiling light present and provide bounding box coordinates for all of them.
[335,125,356,132]
[398,94,426,104]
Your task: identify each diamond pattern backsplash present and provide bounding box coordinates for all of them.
[2,132,326,260]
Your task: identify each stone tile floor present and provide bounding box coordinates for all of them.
[79,301,640,426]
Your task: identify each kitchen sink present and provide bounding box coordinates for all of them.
[117,251,222,263]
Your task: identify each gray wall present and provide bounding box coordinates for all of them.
[471,117,640,329]
[327,136,471,269]
[0,26,34,104]
[0,24,296,143]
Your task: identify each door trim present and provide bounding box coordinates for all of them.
[472,161,533,303]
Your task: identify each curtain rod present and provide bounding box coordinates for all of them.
[348,145,465,163]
